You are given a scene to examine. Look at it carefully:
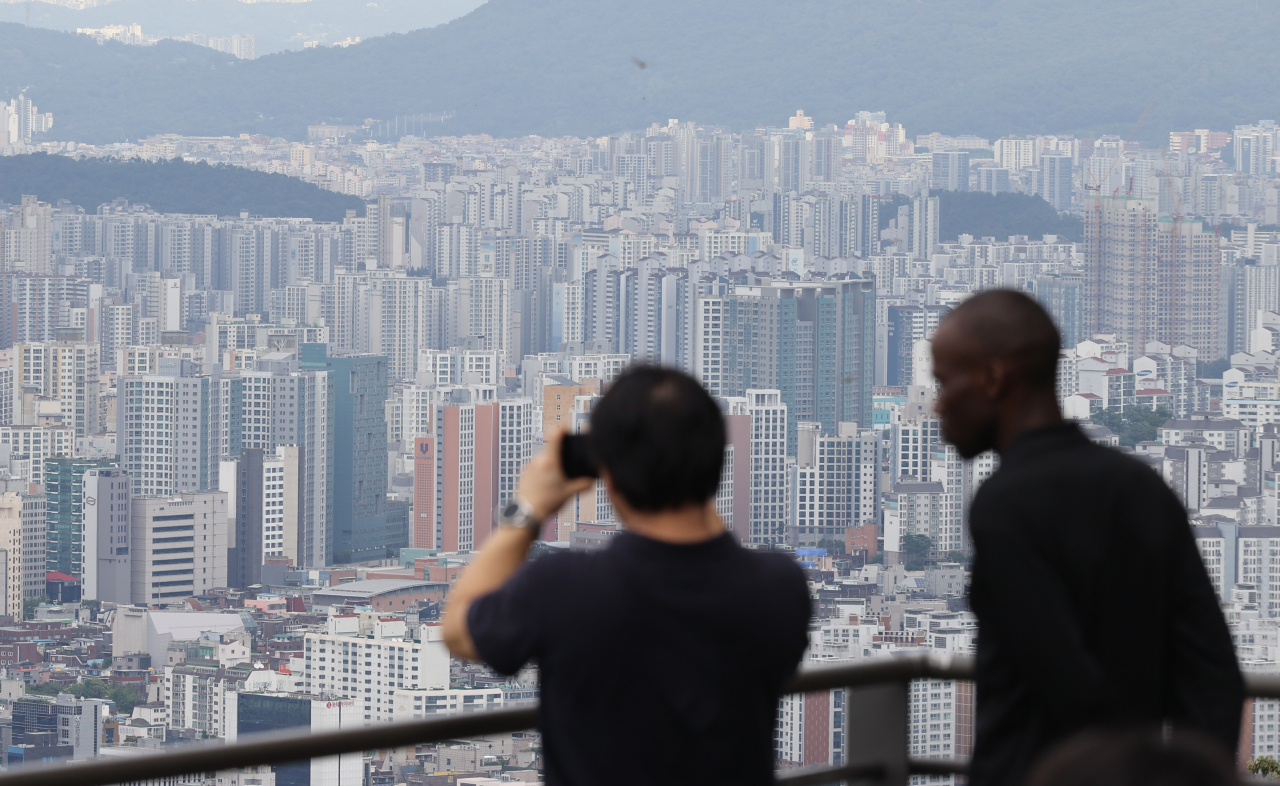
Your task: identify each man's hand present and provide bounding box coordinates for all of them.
[442,429,594,661]
[519,429,596,520]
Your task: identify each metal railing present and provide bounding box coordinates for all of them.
[1,653,1277,786]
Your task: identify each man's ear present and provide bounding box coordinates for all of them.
[983,356,1011,401]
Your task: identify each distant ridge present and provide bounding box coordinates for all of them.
[0,154,365,220]
[2,0,1279,144]
[0,0,484,54]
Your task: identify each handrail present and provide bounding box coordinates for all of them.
[0,652,1274,786]
[783,652,974,694]
[0,707,538,786]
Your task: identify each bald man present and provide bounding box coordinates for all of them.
[931,290,1242,786]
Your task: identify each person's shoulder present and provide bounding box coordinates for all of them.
[991,438,1155,485]
[520,548,594,581]
[738,547,809,589]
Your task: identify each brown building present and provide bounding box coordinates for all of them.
[541,375,601,438]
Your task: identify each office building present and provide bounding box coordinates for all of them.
[226,691,363,786]
[43,456,118,578]
[82,467,131,604]
[299,345,389,564]
[130,492,228,604]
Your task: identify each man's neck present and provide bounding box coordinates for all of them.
[619,503,725,544]
[995,391,1064,455]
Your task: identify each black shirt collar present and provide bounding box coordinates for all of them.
[609,530,738,558]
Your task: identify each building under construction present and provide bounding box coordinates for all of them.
[1084,195,1222,360]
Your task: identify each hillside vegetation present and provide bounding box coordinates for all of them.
[936,191,1083,243]
[2,0,1279,143]
[880,191,1083,243]
[0,154,365,220]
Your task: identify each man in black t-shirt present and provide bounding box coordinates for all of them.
[930,290,1241,786]
[442,367,810,786]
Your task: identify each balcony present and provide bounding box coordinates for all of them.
[0,652,1275,786]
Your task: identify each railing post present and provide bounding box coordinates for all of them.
[843,680,909,786]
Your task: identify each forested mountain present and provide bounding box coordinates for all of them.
[0,154,364,220]
[2,0,1279,143]
[936,192,1083,243]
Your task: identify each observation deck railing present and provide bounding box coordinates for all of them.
[0,652,1276,786]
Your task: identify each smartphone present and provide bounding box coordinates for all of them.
[560,434,599,479]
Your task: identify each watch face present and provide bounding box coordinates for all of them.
[501,502,522,519]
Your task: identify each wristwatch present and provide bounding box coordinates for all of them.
[498,499,543,537]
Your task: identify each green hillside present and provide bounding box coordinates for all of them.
[2,0,1279,143]
[936,192,1083,243]
[0,154,365,220]
[879,191,1083,243]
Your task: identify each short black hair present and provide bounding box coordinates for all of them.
[589,366,725,512]
[947,289,1061,389]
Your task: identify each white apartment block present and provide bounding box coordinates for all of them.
[262,447,299,560]
[302,616,450,722]
[883,480,956,561]
[1159,416,1251,459]
[118,364,215,497]
[1249,695,1280,761]
[496,398,535,506]
[892,416,943,480]
[696,297,727,397]
[391,687,506,719]
[0,426,74,486]
[163,665,242,738]
[1222,399,1280,430]
[726,390,788,545]
[0,492,44,612]
[448,277,512,366]
[15,340,101,438]
[565,354,629,384]
[925,443,967,557]
[0,493,22,617]
[789,422,879,547]
[908,678,971,782]
[993,137,1036,170]
[0,353,13,426]
[366,274,446,381]
[551,281,586,349]
[417,349,502,387]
